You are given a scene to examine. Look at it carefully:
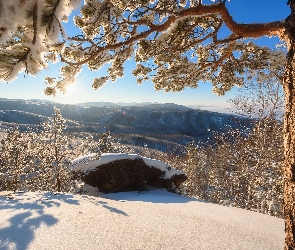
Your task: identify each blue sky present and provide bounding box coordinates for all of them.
[0,0,290,112]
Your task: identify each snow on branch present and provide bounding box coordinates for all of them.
[0,0,286,95]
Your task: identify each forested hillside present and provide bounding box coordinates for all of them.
[0,98,248,152]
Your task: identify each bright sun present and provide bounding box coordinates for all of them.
[65,83,78,96]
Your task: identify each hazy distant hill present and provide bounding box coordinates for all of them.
[0,98,249,152]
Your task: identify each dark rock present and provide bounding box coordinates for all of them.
[81,158,163,193]
[147,174,188,191]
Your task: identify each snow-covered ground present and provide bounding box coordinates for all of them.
[0,189,284,250]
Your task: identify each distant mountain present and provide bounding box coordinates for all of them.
[0,98,250,152]
[77,102,190,110]
[77,102,120,107]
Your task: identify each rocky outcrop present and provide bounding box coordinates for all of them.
[80,156,187,193]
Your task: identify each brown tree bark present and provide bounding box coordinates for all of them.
[283,1,295,248]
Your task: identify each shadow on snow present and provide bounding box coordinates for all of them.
[100,188,203,204]
[0,211,57,250]
[0,191,128,249]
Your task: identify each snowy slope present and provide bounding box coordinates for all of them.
[0,189,284,250]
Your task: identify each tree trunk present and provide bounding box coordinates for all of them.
[283,2,295,248]
[56,173,61,192]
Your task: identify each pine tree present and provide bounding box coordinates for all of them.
[31,107,76,192]
[0,125,36,191]
[96,130,133,153]
[97,131,114,153]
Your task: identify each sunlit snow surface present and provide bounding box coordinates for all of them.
[0,189,284,250]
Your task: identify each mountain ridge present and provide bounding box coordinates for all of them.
[0,98,249,152]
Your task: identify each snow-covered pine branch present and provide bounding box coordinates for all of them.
[0,1,285,96]
[0,0,79,82]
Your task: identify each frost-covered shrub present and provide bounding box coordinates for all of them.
[178,117,284,217]
[175,78,284,217]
